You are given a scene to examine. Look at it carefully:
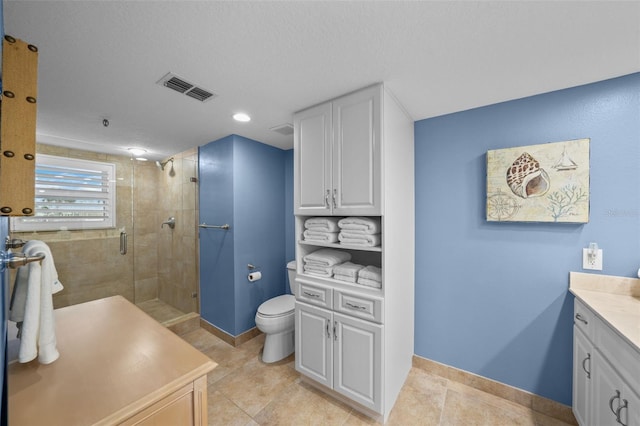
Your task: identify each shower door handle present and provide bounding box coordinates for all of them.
[120,231,127,255]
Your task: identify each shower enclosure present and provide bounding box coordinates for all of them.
[8,144,200,328]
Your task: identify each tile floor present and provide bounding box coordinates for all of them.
[136,298,188,324]
[180,328,576,426]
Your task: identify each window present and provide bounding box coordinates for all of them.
[12,154,116,231]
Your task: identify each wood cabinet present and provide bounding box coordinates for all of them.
[293,83,414,423]
[573,298,640,426]
[294,84,381,216]
[295,300,382,412]
[8,296,216,426]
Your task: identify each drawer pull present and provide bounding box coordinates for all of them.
[581,353,591,379]
[303,291,320,299]
[616,398,628,426]
[575,313,588,325]
[609,390,621,417]
[345,302,366,311]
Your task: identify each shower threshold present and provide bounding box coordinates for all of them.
[136,299,200,335]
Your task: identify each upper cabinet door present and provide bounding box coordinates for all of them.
[294,102,332,215]
[332,85,381,216]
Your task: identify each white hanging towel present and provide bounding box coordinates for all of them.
[304,217,340,232]
[337,217,381,234]
[9,240,64,364]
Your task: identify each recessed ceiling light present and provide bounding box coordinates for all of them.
[128,148,147,156]
[233,112,251,122]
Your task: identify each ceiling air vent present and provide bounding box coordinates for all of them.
[270,123,294,136]
[156,72,217,103]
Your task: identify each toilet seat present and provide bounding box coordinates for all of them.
[257,294,295,317]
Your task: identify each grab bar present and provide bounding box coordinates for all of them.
[198,223,230,230]
[2,252,45,269]
[120,231,128,255]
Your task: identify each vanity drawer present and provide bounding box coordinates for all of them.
[296,279,332,309]
[574,298,595,340]
[334,290,383,323]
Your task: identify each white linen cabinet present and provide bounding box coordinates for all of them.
[293,83,414,423]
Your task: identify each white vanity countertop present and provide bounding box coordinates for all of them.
[569,271,640,352]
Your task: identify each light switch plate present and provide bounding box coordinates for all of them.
[582,248,603,270]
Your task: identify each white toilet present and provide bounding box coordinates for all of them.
[255,260,297,363]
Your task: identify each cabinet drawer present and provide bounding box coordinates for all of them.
[574,298,595,340]
[595,315,640,393]
[296,279,332,309]
[334,290,383,323]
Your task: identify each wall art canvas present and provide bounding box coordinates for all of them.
[486,138,590,223]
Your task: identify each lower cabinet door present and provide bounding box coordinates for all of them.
[592,350,634,426]
[333,312,382,412]
[573,326,592,426]
[295,302,333,388]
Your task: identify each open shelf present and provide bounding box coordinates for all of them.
[298,239,382,253]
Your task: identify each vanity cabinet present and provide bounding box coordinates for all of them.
[295,300,382,412]
[573,298,640,426]
[294,84,381,216]
[294,83,414,422]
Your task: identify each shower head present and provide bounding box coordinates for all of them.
[156,157,174,171]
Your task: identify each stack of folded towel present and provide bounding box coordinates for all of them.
[357,265,382,289]
[303,217,340,243]
[333,262,364,283]
[303,248,351,278]
[338,217,381,247]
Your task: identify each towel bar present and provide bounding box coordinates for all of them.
[2,252,45,269]
[198,223,230,230]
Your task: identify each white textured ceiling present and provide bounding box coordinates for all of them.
[5,1,640,160]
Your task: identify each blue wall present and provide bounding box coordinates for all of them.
[284,149,295,276]
[199,135,287,336]
[414,73,640,405]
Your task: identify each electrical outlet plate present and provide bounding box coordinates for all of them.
[582,248,603,270]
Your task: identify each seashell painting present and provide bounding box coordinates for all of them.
[487,139,590,223]
[506,152,550,199]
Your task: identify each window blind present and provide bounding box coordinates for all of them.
[12,154,116,231]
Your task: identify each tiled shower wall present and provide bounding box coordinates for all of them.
[12,144,198,316]
[154,148,199,314]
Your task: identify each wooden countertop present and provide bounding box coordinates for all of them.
[569,271,640,352]
[8,296,216,426]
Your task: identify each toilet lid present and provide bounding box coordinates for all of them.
[258,294,295,317]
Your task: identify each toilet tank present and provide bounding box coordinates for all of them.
[287,260,297,295]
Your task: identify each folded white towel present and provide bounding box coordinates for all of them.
[9,240,63,364]
[303,230,339,243]
[338,232,381,247]
[358,265,382,283]
[334,274,357,283]
[303,264,333,278]
[333,262,364,278]
[304,217,340,232]
[303,248,351,267]
[357,277,382,289]
[338,217,381,234]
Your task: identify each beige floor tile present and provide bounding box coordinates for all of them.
[385,368,448,425]
[215,355,299,416]
[207,389,258,426]
[181,328,226,352]
[253,379,354,426]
